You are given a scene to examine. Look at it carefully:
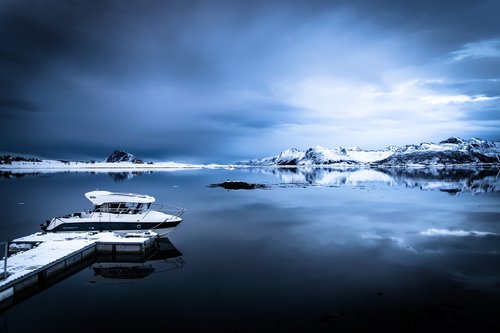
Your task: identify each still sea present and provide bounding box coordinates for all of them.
[1,167,499,332]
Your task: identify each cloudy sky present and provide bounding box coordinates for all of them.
[1,0,499,163]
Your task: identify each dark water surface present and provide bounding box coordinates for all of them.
[1,168,499,332]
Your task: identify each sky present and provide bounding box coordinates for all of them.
[1,0,499,163]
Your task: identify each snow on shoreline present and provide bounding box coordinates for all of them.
[1,159,499,172]
[0,161,498,175]
[0,160,235,171]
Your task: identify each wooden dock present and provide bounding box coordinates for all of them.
[0,231,159,311]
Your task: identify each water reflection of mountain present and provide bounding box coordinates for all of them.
[0,171,42,179]
[107,171,151,182]
[255,167,499,193]
[375,167,499,193]
[90,238,184,284]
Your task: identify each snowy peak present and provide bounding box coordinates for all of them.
[243,137,500,166]
[245,145,394,166]
[381,137,499,165]
[439,137,465,145]
[303,146,354,165]
[277,148,305,164]
[105,150,140,163]
[396,137,497,155]
[240,148,305,166]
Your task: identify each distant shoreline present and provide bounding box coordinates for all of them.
[1,160,498,173]
[0,160,234,171]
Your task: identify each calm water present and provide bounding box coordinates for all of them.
[1,168,499,332]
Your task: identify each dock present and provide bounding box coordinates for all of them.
[0,231,159,311]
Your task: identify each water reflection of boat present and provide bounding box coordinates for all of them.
[89,238,184,284]
[91,262,155,281]
[41,190,185,237]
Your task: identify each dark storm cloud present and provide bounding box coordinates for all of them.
[0,0,499,162]
[0,1,85,104]
[0,98,37,112]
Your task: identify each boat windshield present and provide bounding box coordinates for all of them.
[95,202,145,214]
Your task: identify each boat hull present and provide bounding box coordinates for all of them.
[44,220,181,237]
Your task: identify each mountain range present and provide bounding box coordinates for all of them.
[240,137,500,166]
[1,137,499,169]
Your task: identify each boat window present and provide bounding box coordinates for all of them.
[129,203,144,214]
[96,203,111,213]
[95,202,147,214]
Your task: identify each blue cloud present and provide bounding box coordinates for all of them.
[450,39,500,62]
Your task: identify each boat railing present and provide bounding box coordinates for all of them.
[143,203,186,220]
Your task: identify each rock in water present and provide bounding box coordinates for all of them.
[209,180,267,190]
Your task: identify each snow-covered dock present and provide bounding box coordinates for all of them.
[0,231,159,310]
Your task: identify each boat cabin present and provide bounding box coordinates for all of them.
[85,190,155,214]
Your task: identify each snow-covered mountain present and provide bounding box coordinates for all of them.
[240,137,499,166]
[377,137,499,165]
[241,146,397,166]
[105,150,141,163]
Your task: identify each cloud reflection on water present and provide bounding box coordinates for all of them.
[1,168,499,331]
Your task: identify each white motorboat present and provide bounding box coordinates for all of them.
[41,190,185,237]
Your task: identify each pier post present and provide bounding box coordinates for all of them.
[1,242,6,280]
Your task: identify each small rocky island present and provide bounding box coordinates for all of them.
[209,180,268,190]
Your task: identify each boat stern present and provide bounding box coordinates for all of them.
[40,220,50,232]
[40,217,64,232]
